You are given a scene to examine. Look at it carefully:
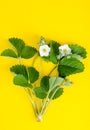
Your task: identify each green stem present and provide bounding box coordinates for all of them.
[32,89,40,115]
[39,65,59,117]
[42,80,66,116]
[40,57,42,78]
[41,87,60,116]
[48,65,57,76]
[24,88,38,117]
[35,99,40,114]
[17,55,39,119]
[32,53,38,67]
[40,90,51,116]
[18,57,22,64]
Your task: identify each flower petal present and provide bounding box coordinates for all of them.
[39,45,50,57]
[59,44,71,57]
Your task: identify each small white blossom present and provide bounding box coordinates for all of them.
[39,45,50,57]
[59,44,71,57]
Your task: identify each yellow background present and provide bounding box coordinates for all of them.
[0,0,90,130]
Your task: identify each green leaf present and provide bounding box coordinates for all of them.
[9,38,25,57]
[49,42,58,64]
[49,41,60,55]
[10,65,28,80]
[58,57,84,77]
[33,87,47,99]
[69,44,87,58]
[49,77,64,90]
[1,49,17,58]
[28,67,39,83]
[13,74,29,87]
[40,76,50,92]
[21,46,37,59]
[49,87,63,100]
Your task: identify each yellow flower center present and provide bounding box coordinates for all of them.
[43,49,47,53]
[63,49,68,53]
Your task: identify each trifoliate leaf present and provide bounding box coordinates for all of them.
[49,42,58,64]
[1,49,17,58]
[49,77,64,90]
[10,65,28,80]
[40,76,50,92]
[9,38,25,57]
[28,67,39,83]
[21,46,37,59]
[33,87,47,99]
[38,36,46,46]
[69,44,87,58]
[13,74,30,87]
[58,57,84,77]
[49,87,63,99]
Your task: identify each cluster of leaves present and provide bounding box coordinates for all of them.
[10,64,64,99]
[1,37,87,100]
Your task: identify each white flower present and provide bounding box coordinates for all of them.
[59,44,71,57]
[39,45,50,57]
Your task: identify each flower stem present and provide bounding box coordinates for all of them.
[40,90,51,116]
[40,57,42,77]
[32,53,38,67]
[48,65,57,76]
[24,88,38,117]
[41,87,60,116]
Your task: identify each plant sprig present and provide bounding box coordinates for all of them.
[1,36,87,121]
